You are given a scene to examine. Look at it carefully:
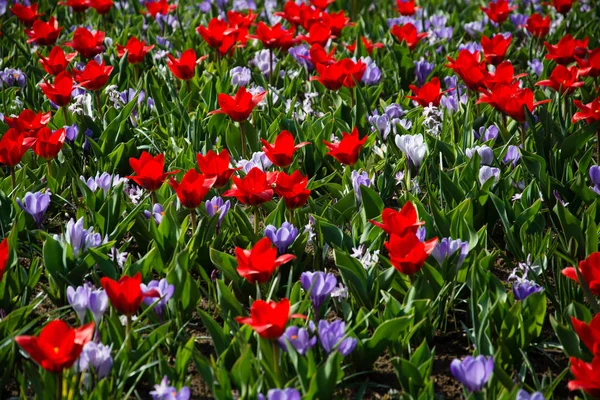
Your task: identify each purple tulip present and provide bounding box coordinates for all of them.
[414,58,434,86]
[265,222,298,253]
[67,284,91,324]
[432,237,469,268]
[300,271,337,311]
[17,191,51,228]
[150,376,190,400]
[450,355,494,392]
[278,326,317,355]
[141,278,174,318]
[77,341,113,379]
[258,388,301,400]
[317,319,357,357]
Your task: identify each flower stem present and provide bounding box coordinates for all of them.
[46,160,53,179]
[56,372,62,400]
[126,315,132,352]
[95,91,103,122]
[10,167,16,192]
[240,122,247,158]
[254,206,260,236]
[151,191,158,207]
[190,209,197,233]
[255,281,261,300]
[272,341,282,387]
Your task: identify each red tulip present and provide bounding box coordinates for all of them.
[544,34,588,66]
[396,0,417,15]
[143,0,176,17]
[196,18,236,56]
[370,202,425,237]
[274,170,311,209]
[573,97,600,124]
[535,65,583,94]
[223,167,275,206]
[407,77,451,107]
[227,10,256,30]
[551,0,574,14]
[346,37,384,54]
[576,48,600,78]
[446,50,489,92]
[308,43,336,65]
[480,0,515,24]
[236,298,303,340]
[321,11,353,37]
[482,61,527,90]
[25,17,62,46]
[89,0,114,14]
[0,129,27,167]
[261,130,310,168]
[39,71,73,107]
[168,169,216,209]
[0,238,7,283]
[572,315,600,355]
[311,62,345,90]
[275,1,303,26]
[477,83,550,123]
[385,232,437,275]
[73,60,113,91]
[210,87,267,122]
[323,127,367,166]
[64,27,105,59]
[100,273,159,316]
[235,238,296,284]
[310,0,335,10]
[167,49,203,81]
[526,13,550,39]
[4,109,52,136]
[568,356,600,398]
[127,152,179,192]
[117,37,154,64]
[391,23,427,51]
[196,149,240,188]
[38,46,77,76]
[251,22,296,51]
[15,320,94,373]
[481,34,511,65]
[298,4,323,31]
[298,23,332,47]
[23,127,66,160]
[10,3,43,26]
[59,0,89,12]
[562,252,600,296]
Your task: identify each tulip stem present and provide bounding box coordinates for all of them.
[126,315,132,352]
[56,372,62,400]
[520,124,526,149]
[190,210,197,233]
[151,191,158,207]
[272,341,282,387]
[255,281,261,300]
[10,167,16,192]
[597,128,600,163]
[95,91,103,123]
[240,122,247,158]
[254,206,260,236]
[46,160,53,179]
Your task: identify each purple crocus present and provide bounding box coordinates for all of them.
[289,44,313,70]
[503,145,521,167]
[67,284,91,324]
[205,196,231,232]
[65,124,79,141]
[265,222,298,253]
[465,145,494,165]
[150,376,190,400]
[88,287,109,323]
[144,203,164,224]
[513,280,543,300]
[0,68,26,87]
[590,166,600,195]
[278,326,317,355]
[478,166,500,187]
[300,271,337,311]
[230,66,252,87]
[351,170,371,202]
[317,319,357,357]
[17,191,51,228]
[384,103,404,119]
[458,41,482,54]
[414,58,434,86]
[64,217,102,257]
[258,388,301,400]
[474,125,498,143]
[432,237,469,268]
[528,59,544,77]
[141,278,174,318]
[517,389,545,400]
[450,355,494,392]
[361,57,382,85]
[76,341,113,379]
